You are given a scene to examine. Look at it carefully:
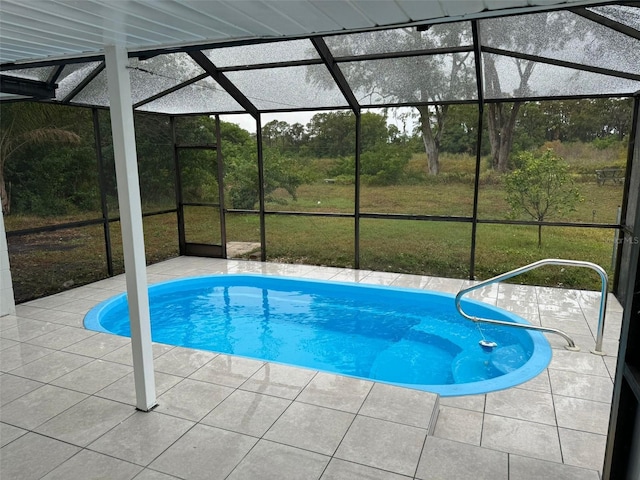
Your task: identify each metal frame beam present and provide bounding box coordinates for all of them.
[91,108,114,277]
[603,93,640,480]
[47,64,65,85]
[62,61,105,103]
[470,20,485,280]
[0,74,55,98]
[572,7,640,41]
[215,115,227,259]
[256,114,267,261]
[311,37,360,114]
[482,46,640,82]
[133,72,209,109]
[188,51,259,119]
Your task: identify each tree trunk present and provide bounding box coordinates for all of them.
[487,104,501,170]
[417,105,440,175]
[487,102,522,172]
[484,54,532,172]
[538,223,542,248]
[422,135,440,175]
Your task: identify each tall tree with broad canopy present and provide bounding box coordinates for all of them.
[480,9,621,170]
[309,22,475,175]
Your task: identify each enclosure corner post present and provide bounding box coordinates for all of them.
[470,20,485,281]
[256,114,267,262]
[92,108,114,277]
[104,44,157,411]
[0,212,16,316]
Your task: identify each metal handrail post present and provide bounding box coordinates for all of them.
[455,258,608,355]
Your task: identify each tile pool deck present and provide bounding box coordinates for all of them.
[0,256,622,479]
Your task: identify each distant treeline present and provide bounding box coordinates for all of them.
[0,98,632,216]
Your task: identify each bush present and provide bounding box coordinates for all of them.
[330,144,412,186]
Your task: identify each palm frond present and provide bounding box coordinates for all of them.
[19,128,81,145]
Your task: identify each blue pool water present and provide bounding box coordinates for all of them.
[84,274,551,396]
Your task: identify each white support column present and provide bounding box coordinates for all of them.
[0,212,16,316]
[104,44,156,411]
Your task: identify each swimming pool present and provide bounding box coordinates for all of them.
[84,274,552,396]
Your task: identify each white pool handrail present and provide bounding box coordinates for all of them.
[455,258,609,355]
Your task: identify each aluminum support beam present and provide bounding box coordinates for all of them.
[188,51,259,119]
[0,212,16,316]
[104,44,157,412]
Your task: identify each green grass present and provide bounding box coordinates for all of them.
[267,180,623,224]
[5,146,624,301]
[260,215,614,290]
[6,214,178,302]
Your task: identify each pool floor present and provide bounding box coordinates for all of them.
[0,257,621,479]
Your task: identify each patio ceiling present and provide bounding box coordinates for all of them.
[0,1,639,113]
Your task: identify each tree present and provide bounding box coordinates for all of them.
[310,23,475,175]
[305,110,417,160]
[222,122,308,209]
[134,113,175,207]
[504,149,581,247]
[1,103,82,215]
[262,120,290,149]
[439,104,485,155]
[482,11,598,170]
[306,112,355,158]
[225,146,308,209]
[284,122,307,153]
[360,112,392,152]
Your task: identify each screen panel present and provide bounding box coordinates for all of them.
[342,54,477,105]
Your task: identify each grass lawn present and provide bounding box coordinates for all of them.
[5,162,623,301]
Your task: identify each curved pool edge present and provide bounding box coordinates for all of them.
[83,273,553,397]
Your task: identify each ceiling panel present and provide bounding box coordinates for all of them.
[441,0,487,17]
[1,2,167,45]
[0,0,613,66]
[1,0,634,112]
[352,1,412,25]
[0,40,71,59]
[131,2,249,38]
[0,24,103,53]
[310,1,378,29]
[396,1,448,20]
[0,3,108,42]
[212,1,311,36]
[265,1,348,32]
[193,1,296,37]
[483,0,531,8]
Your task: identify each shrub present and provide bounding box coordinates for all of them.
[504,150,582,246]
